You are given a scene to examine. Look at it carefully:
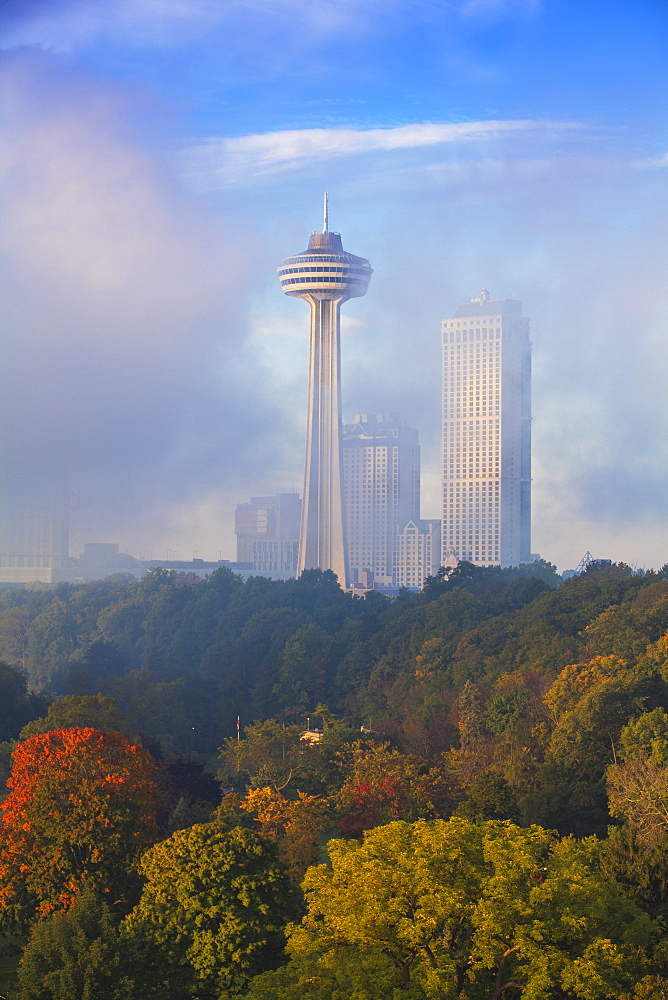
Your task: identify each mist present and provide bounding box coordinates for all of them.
[1,2,666,572]
[1,52,303,560]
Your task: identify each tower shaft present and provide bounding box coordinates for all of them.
[300,295,346,582]
[278,210,372,588]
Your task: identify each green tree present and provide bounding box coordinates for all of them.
[219,719,310,792]
[123,820,299,993]
[486,688,529,735]
[600,825,668,921]
[606,708,668,847]
[423,588,489,655]
[543,669,666,836]
[105,669,189,754]
[25,596,78,691]
[457,769,520,823]
[582,582,668,660]
[248,818,658,1000]
[470,823,655,999]
[451,680,490,783]
[14,888,134,1000]
[621,975,668,999]
[0,662,49,743]
[275,624,333,715]
[19,694,129,739]
[0,606,30,672]
[65,638,126,686]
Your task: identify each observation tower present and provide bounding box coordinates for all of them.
[278,195,372,586]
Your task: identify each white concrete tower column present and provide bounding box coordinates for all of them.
[278,197,372,586]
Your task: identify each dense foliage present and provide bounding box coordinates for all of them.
[0,728,157,926]
[1,559,667,995]
[248,818,660,999]
[124,820,299,994]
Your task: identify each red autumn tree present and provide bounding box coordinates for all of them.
[0,727,157,927]
[337,741,462,838]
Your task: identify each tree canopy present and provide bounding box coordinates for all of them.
[123,820,299,993]
[0,727,157,927]
[1,563,667,996]
[248,818,661,1000]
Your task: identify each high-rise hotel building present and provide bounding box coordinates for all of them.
[343,413,420,587]
[441,291,531,568]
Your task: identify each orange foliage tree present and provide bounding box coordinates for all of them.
[0,727,157,927]
[240,786,330,881]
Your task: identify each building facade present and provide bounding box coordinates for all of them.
[441,290,531,568]
[0,468,71,584]
[278,196,372,587]
[395,518,441,590]
[235,493,301,576]
[342,413,420,587]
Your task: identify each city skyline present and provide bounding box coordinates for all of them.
[1,1,666,575]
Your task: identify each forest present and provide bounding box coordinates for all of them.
[0,559,667,998]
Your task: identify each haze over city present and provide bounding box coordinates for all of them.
[2,0,666,574]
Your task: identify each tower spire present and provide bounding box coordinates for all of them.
[323,191,329,233]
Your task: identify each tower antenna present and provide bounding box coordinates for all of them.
[323,191,329,233]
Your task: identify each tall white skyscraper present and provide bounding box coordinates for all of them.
[441,290,531,568]
[342,413,420,587]
[278,196,372,586]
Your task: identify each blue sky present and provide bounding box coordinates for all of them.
[1,0,667,570]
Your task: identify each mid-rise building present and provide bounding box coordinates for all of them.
[441,290,531,567]
[0,468,70,584]
[235,493,301,576]
[343,413,420,587]
[395,518,441,590]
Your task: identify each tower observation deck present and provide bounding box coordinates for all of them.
[278,195,372,586]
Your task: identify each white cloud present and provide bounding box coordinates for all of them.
[631,152,668,170]
[1,39,665,572]
[0,0,454,53]
[181,119,585,188]
[1,0,230,52]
